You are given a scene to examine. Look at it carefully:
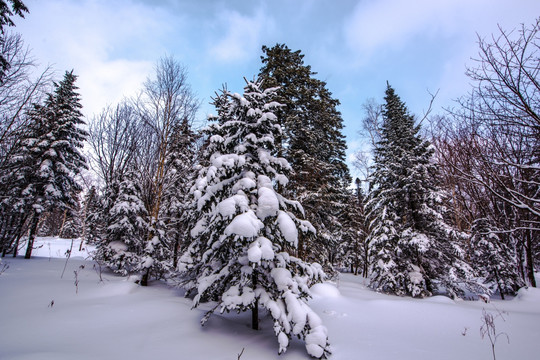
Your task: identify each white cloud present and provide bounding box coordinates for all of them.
[343,0,540,58]
[15,0,172,116]
[210,8,275,62]
[77,59,153,117]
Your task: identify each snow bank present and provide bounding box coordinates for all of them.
[515,286,540,302]
[2,244,540,360]
[311,283,341,298]
[30,237,93,259]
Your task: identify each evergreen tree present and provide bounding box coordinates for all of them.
[180,79,329,358]
[95,170,148,276]
[259,44,351,268]
[470,218,524,299]
[338,179,368,275]
[82,186,102,245]
[366,83,475,298]
[160,117,200,268]
[15,70,88,258]
[60,198,83,239]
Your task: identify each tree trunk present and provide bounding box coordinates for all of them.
[58,209,68,238]
[525,229,537,287]
[251,270,259,330]
[494,267,505,300]
[12,234,21,257]
[141,268,150,286]
[24,211,40,259]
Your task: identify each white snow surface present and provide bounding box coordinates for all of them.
[1,237,540,359]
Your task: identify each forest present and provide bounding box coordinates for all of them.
[0,2,538,359]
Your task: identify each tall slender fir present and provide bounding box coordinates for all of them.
[259,44,351,268]
[366,83,476,298]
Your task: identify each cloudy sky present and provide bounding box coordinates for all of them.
[13,0,540,173]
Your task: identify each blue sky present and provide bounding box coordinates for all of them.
[13,0,540,175]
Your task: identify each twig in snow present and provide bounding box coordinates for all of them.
[61,238,75,279]
[480,307,509,360]
[73,265,84,294]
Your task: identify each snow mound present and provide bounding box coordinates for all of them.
[310,283,341,298]
[515,286,540,302]
[95,281,140,297]
[423,295,455,304]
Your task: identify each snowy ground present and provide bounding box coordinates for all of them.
[1,237,539,360]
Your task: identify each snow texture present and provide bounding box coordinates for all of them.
[224,210,264,238]
[1,239,540,360]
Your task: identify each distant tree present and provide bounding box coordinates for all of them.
[16,70,87,259]
[366,84,476,298]
[59,194,83,239]
[87,102,141,187]
[82,186,103,245]
[338,178,368,275]
[470,218,525,299]
[259,44,351,269]
[135,56,200,286]
[180,79,329,358]
[95,170,148,276]
[160,117,200,268]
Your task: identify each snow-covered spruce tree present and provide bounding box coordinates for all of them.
[338,178,368,275]
[179,79,329,358]
[16,70,88,259]
[160,117,200,269]
[470,218,524,299]
[95,170,148,276]
[259,44,351,269]
[82,186,102,245]
[366,83,476,298]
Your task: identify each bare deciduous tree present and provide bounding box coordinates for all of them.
[435,18,540,287]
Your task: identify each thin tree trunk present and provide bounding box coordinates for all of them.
[494,267,505,300]
[12,234,21,257]
[141,268,150,286]
[58,209,68,238]
[24,211,40,259]
[251,270,259,330]
[525,229,537,287]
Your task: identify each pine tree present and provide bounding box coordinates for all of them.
[160,117,200,268]
[16,70,88,258]
[259,44,351,268]
[95,170,148,276]
[180,79,329,358]
[470,218,524,299]
[366,83,475,298]
[338,179,368,275]
[82,186,102,245]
